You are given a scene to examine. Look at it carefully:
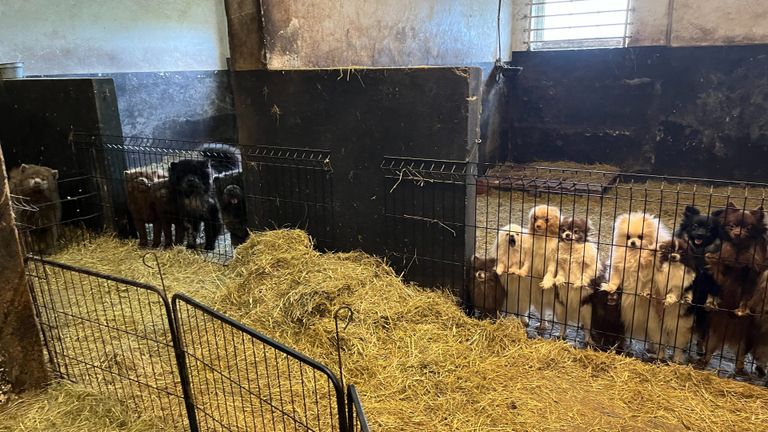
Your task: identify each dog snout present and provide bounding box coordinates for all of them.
[564,232,572,240]
[670,253,680,262]
[628,239,638,248]
[534,221,546,232]
[475,271,486,281]
[508,234,517,247]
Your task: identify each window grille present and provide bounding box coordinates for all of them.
[529,0,632,51]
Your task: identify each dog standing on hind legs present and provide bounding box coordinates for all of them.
[494,223,534,325]
[653,238,696,363]
[522,205,560,331]
[542,216,602,344]
[602,212,670,355]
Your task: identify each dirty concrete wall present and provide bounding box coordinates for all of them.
[1,0,235,141]
[257,0,512,69]
[505,45,768,181]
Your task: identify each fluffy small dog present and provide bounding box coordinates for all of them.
[603,212,670,352]
[148,178,182,248]
[168,159,222,250]
[125,168,166,247]
[545,217,602,343]
[674,205,721,355]
[521,205,561,327]
[214,172,248,248]
[699,203,767,373]
[707,202,767,316]
[471,255,507,318]
[587,286,625,352]
[652,238,696,362]
[9,164,62,253]
[494,223,534,323]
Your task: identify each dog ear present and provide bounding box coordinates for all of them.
[50,169,59,180]
[750,206,765,220]
[472,255,481,267]
[711,208,725,220]
[726,201,739,210]
[684,206,700,217]
[169,161,177,171]
[20,164,28,173]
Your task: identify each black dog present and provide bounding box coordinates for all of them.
[214,172,248,247]
[584,274,625,352]
[674,205,721,355]
[169,159,221,250]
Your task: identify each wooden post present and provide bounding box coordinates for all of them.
[0,145,48,390]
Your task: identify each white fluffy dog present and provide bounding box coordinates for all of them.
[603,212,670,351]
[494,223,535,323]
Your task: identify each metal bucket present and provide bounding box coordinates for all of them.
[0,62,24,79]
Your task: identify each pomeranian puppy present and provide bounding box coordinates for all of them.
[545,217,602,343]
[494,223,534,324]
[524,205,561,328]
[586,286,625,352]
[708,202,767,316]
[214,172,248,247]
[699,203,767,373]
[674,205,721,356]
[653,238,696,362]
[603,212,670,352]
[471,255,507,318]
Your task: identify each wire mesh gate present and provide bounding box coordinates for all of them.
[24,256,196,429]
[24,257,362,431]
[172,293,348,432]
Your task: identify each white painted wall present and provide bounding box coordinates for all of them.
[0,0,230,75]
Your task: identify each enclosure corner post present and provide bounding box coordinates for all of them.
[0,146,49,390]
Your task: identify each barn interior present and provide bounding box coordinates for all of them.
[2,1,768,431]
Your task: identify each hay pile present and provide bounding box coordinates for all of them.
[0,382,161,431]
[3,231,768,431]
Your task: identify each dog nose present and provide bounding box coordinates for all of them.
[671,253,680,262]
[564,233,572,240]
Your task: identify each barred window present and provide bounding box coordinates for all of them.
[528,0,632,51]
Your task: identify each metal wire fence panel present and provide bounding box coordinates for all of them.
[24,257,196,429]
[382,157,473,297]
[383,158,768,383]
[346,385,370,432]
[72,133,245,264]
[172,293,348,432]
[242,146,335,251]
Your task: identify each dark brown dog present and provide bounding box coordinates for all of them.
[125,169,166,247]
[9,164,62,253]
[700,202,767,373]
[471,256,507,318]
[148,178,183,248]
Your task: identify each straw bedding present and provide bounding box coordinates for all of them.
[1,230,768,431]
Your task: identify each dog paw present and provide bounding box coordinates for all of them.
[640,290,652,298]
[734,306,750,317]
[554,276,567,288]
[682,293,693,304]
[704,296,718,311]
[540,277,555,290]
[664,294,678,307]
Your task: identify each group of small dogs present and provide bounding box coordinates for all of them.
[472,203,768,376]
[124,144,248,251]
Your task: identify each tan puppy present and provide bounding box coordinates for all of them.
[603,212,670,352]
[524,205,561,327]
[653,238,696,362]
[548,217,602,343]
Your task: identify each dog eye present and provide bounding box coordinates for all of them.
[626,234,631,240]
[544,217,549,223]
[637,234,644,240]
[573,229,580,234]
